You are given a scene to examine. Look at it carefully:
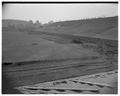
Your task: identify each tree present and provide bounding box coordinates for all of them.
[29,20,33,24]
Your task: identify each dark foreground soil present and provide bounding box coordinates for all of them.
[2,74,21,94]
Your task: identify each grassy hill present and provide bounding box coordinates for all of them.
[35,16,118,40]
[3,30,100,63]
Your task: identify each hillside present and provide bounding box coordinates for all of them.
[3,30,100,63]
[2,19,42,31]
[35,16,118,40]
[2,19,28,27]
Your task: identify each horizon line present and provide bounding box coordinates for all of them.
[2,15,118,24]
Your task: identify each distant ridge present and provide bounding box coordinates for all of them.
[35,16,118,40]
[2,19,28,22]
[58,16,117,22]
[2,19,28,27]
[47,16,118,26]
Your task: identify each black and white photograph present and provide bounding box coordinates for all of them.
[2,1,118,94]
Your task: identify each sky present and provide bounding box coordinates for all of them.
[2,3,118,23]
